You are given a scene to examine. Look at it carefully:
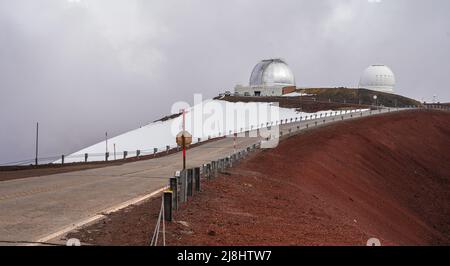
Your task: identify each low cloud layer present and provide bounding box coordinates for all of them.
[1,0,449,163]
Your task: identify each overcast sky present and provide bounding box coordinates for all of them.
[0,0,449,164]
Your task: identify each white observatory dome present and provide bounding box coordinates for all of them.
[249,59,296,87]
[359,65,396,93]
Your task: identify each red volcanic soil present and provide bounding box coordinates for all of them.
[68,110,450,246]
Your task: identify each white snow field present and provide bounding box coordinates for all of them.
[282,92,313,97]
[61,99,368,163]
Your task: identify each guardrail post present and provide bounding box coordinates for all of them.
[136,150,141,158]
[187,168,193,197]
[211,161,216,178]
[123,151,128,159]
[179,170,187,203]
[154,148,158,155]
[166,146,170,154]
[170,177,178,210]
[105,152,109,161]
[84,153,88,163]
[217,160,221,173]
[194,167,200,192]
[214,160,219,177]
[201,164,206,178]
[207,163,212,179]
[163,191,173,222]
[218,159,223,173]
[61,155,65,165]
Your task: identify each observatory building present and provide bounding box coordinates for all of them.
[235,59,296,96]
[359,65,396,93]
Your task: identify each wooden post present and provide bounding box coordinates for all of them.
[163,191,173,222]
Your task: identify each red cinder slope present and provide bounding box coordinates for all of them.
[167,110,450,246]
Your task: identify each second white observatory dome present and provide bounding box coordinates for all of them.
[359,65,396,93]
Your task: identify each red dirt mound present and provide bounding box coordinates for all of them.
[68,110,450,246]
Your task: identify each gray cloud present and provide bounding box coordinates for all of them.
[0,0,449,163]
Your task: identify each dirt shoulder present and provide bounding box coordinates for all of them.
[67,110,450,246]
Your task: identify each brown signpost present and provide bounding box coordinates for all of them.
[176,130,192,170]
[176,110,192,170]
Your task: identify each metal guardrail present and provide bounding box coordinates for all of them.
[2,106,430,167]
